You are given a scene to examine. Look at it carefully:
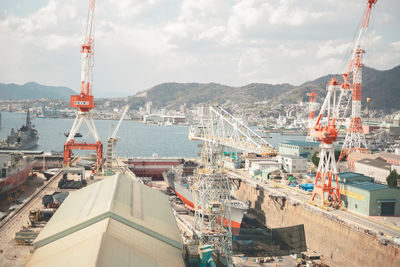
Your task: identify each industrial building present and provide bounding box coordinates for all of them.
[277,154,308,173]
[27,174,184,267]
[337,172,400,216]
[278,140,319,159]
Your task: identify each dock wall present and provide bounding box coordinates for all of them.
[234,180,400,267]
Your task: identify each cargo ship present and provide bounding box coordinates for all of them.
[0,109,39,150]
[163,167,248,235]
[0,153,34,196]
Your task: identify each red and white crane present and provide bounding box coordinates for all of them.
[64,0,103,167]
[310,0,378,205]
[338,0,378,164]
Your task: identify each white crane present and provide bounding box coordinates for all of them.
[104,105,129,175]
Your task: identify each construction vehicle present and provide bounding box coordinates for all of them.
[28,209,54,227]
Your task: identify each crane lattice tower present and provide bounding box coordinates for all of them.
[64,0,103,167]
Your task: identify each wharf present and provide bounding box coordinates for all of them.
[0,158,108,267]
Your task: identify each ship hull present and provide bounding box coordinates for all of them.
[0,139,38,150]
[167,177,246,235]
[0,162,33,195]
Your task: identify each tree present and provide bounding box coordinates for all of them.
[386,170,399,187]
[311,150,341,168]
[312,152,319,167]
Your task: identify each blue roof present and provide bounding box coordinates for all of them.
[279,140,320,147]
[340,181,388,191]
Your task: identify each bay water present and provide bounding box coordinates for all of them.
[0,112,305,158]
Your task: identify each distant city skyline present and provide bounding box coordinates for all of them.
[0,0,399,97]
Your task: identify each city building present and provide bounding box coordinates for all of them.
[278,140,320,159]
[277,155,307,173]
[244,158,282,176]
[354,157,392,184]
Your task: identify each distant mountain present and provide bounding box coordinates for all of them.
[131,82,294,109]
[0,82,76,100]
[129,65,400,111]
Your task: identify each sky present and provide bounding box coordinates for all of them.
[0,0,399,98]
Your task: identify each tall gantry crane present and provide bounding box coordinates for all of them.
[338,0,378,163]
[310,0,378,205]
[64,0,103,167]
[189,106,276,265]
[310,79,343,205]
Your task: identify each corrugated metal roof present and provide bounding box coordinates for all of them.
[338,172,374,182]
[279,140,319,147]
[341,181,388,191]
[28,173,184,267]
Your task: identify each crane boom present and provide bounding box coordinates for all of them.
[189,106,277,156]
[71,0,95,111]
[111,105,129,139]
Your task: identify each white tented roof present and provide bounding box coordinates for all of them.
[27,173,184,267]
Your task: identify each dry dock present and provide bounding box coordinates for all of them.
[228,169,400,266]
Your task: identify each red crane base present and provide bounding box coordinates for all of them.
[311,171,341,206]
[64,139,103,167]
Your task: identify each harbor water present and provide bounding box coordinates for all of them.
[0,112,305,158]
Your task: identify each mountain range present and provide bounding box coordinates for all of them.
[0,82,76,100]
[130,65,400,111]
[1,65,399,111]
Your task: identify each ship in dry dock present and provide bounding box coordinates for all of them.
[163,166,248,234]
[0,153,34,196]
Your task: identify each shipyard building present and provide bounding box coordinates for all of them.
[27,174,184,267]
[338,172,400,216]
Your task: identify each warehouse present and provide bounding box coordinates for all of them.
[338,172,400,216]
[27,174,184,267]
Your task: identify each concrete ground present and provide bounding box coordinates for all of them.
[0,166,109,267]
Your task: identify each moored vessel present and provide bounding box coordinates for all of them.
[0,109,39,150]
[163,166,248,235]
[0,153,34,196]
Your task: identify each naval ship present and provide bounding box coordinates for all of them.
[0,109,39,150]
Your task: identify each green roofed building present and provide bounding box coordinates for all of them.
[337,172,400,216]
[278,140,320,159]
[27,173,184,267]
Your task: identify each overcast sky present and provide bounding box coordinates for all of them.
[0,0,399,97]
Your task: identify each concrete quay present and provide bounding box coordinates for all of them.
[227,169,400,267]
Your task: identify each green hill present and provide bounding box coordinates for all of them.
[129,65,400,111]
[0,82,76,100]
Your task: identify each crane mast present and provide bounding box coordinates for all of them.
[339,0,377,164]
[64,0,103,167]
[310,0,378,205]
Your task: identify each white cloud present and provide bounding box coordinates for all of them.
[0,0,398,97]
